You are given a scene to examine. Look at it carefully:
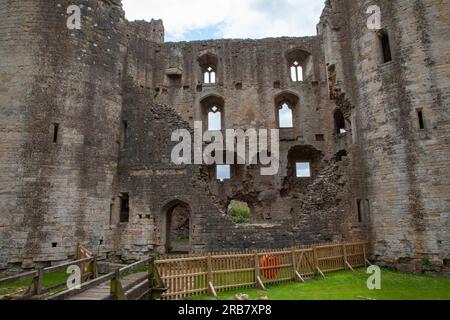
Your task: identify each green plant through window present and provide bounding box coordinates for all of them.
[228,200,251,224]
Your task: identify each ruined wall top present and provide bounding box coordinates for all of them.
[127,19,165,44]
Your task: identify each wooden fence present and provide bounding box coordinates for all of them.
[155,241,369,300]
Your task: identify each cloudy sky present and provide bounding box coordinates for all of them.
[122,0,325,42]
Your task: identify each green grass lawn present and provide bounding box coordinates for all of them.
[190,269,450,300]
[0,271,68,298]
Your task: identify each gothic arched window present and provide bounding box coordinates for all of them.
[198,53,219,85]
[290,61,303,82]
[278,103,294,128]
[208,105,222,131]
[204,66,216,84]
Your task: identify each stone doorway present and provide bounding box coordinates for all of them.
[164,201,191,254]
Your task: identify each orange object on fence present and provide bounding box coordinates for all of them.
[259,255,281,279]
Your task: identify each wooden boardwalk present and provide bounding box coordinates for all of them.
[67,272,148,300]
[0,249,167,301]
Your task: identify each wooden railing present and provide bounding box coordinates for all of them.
[0,256,97,299]
[46,257,166,300]
[155,241,369,300]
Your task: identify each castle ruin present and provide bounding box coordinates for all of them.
[0,0,449,275]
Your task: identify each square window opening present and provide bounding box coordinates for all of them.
[296,162,311,178]
[217,165,231,182]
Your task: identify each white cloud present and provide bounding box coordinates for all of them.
[122,0,324,41]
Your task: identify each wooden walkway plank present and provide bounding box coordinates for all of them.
[67,272,147,300]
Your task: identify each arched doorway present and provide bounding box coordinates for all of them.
[163,200,191,254]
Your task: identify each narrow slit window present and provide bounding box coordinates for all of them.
[216,165,231,182]
[208,106,222,131]
[278,103,294,128]
[52,123,59,143]
[290,61,303,82]
[122,121,128,148]
[109,203,114,225]
[120,193,130,223]
[417,110,425,129]
[357,200,363,223]
[379,30,392,63]
[296,162,311,178]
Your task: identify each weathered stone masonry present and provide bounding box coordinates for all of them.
[0,0,448,274]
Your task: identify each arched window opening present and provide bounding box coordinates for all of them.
[285,48,312,82]
[198,53,218,85]
[164,201,191,254]
[278,103,294,128]
[334,109,346,134]
[275,91,299,132]
[201,94,225,132]
[290,61,303,82]
[204,66,216,84]
[208,106,222,131]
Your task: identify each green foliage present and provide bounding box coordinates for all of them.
[0,271,68,297]
[228,201,251,224]
[176,235,190,241]
[422,258,431,267]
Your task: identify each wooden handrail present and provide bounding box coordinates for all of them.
[46,272,117,300]
[0,257,94,288]
[43,257,93,275]
[155,256,208,263]
[0,270,38,287]
[118,257,152,275]
[46,257,164,301]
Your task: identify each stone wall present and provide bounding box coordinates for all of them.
[319,0,450,274]
[113,26,363,260]
[0,0,126,269]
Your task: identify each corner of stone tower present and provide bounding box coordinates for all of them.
[126,19,165,44]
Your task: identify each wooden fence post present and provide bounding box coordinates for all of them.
[363,242,372,267]
[76,243,81,260]
[343,244,348,270]
[207,254,217,299]
[148,258,166,300]
[254,253,260,279]
[343,244,354,272]
[312,246,319,273]
[110,268,126,300]
[313,246,325,278]
[254,253,266,290]
[292,249,304,282]
[78,259,84,282]
[292,248,297,279]
[92,256,98,279]
[207,254,213,284]
[32,267,44,296]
